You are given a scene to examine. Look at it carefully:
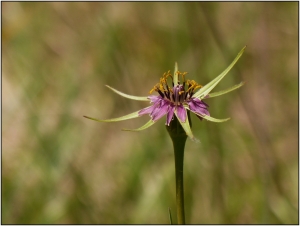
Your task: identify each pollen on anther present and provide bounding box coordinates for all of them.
[180,72,188,82]
[149,88,155,94]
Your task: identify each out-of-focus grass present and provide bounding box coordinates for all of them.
[2,2,298,224]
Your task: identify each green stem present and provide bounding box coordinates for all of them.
[166,114,190,224]
[173,135,187,224]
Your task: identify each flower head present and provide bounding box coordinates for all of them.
[84,46,246,142]
[138,70,210,126]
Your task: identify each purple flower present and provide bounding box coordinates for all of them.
[138,71,210,126]
[84,47,246,141]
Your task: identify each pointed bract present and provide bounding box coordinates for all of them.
[122,119,155,132]
[193,46,246,99]
[205,82,245,99]
[84,109,141,122]
[201,114,230,122]
[106,85,149,101]
[173,62,179,86]
[175,111,199,142]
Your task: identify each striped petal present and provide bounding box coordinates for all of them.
[138,104,159,116]
[176,104,187,122]
[187,98,210,116]
[151,100,170,121]
[148,95,161,103]
[166,104,175,126]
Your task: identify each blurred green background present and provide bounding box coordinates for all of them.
[2,2,298,224]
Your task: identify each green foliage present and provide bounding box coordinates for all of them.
[2,2,298,224]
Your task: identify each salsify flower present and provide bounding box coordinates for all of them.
[84,46,246,142]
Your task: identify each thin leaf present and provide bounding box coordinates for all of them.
[122,119,155,131]
[83,110,141,122]
[106,85,149,101]
[194,46,246,99]
[204,82,245,99]
[175,111,199,143]
[173,62,178,86]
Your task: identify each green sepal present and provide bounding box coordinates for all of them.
[173,62,178,86]
[194,46,246,99]
[106,85,149,101]
[204,81,245,99]
[83,110,141,122]
[122,119,155,131]
[201,114,230,122]
[175,110,199,143]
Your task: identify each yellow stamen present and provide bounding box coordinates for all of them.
[149,88,155,94]
[149,69,192,94]
[194,85,202,90]
[180,71,188,83]
[159,83,165,92]
[186,79,202,92]
[149,83,161,94]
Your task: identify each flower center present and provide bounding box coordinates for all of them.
[150,70,202,105]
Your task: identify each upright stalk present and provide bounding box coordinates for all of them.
[166,113,190,224]
[172,135,187,224]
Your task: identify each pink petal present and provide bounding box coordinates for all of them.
[151,100,170,121]
[190,98,209,108]
[138,105,157,116]
[148,95,161,103]
[188,98,210,116]
[166,104,175,125]
[139,97,163,116]
[176,104,187,122]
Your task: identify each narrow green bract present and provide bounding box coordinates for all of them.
[106,85,149,101]
[173,62,179,86]
[206,82,245,99]
[175,111,199,143]
[122,119,155,131]
[193,46,246,99]
[84,110,140,122]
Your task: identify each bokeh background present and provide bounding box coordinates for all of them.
[2,2,298,224]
